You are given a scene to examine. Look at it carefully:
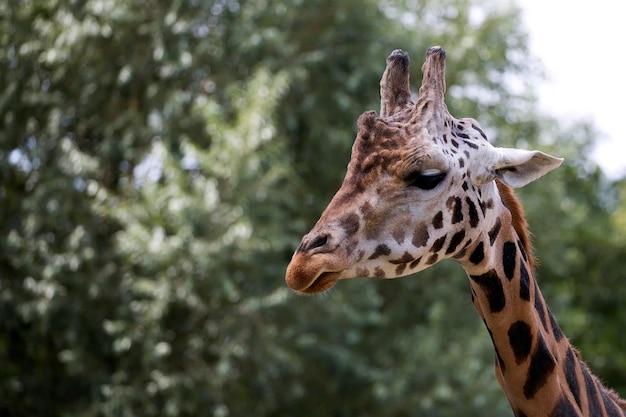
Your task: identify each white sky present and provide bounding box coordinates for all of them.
[519,0,626,179]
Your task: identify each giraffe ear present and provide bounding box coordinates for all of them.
[492,148,564,188]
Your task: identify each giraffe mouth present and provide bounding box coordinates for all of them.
[298,271,342,294]
[285,251,347,294]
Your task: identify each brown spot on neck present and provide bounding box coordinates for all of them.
[496,180,535,272]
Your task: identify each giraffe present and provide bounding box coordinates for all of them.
[285,47,626,417]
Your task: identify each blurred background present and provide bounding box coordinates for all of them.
[1,0,625,416]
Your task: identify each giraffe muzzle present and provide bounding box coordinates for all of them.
[285,240,347,294]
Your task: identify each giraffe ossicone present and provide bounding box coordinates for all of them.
[285,47,626,417]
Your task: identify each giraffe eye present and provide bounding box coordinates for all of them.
[405,170,447,190]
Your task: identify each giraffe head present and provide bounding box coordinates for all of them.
[286,47,562,294]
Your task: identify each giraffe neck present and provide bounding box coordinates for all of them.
[458,184,626,417]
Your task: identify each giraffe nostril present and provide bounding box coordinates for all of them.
[297,233,332,254]
[309,234,329,251]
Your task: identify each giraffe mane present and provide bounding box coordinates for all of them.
[573,347,626,411]
[495,179,536,272]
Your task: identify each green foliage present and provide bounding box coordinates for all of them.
[1,0,625,416]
